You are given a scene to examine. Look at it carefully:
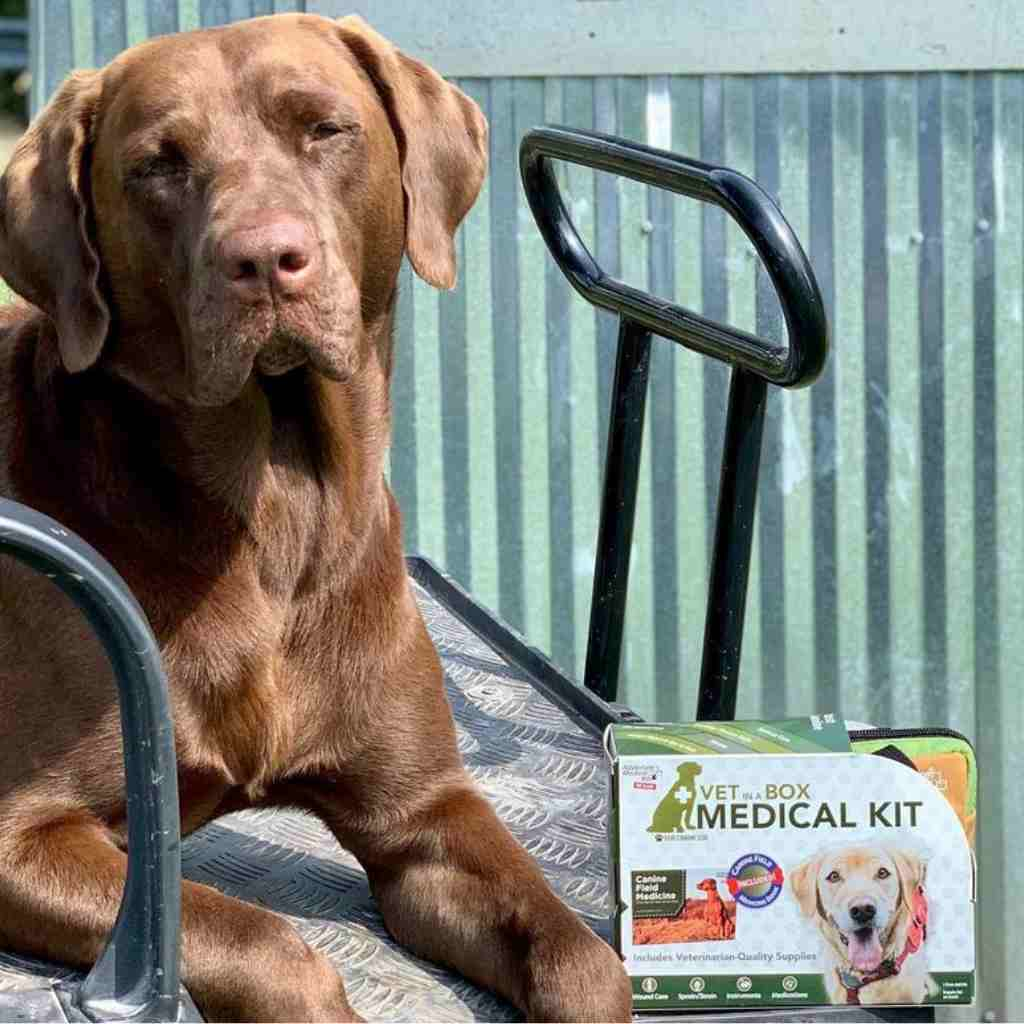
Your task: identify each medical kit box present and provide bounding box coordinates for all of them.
[605,716,976,1011]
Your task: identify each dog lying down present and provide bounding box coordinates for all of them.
[0,13,631,1023]
[790,844,935,1006]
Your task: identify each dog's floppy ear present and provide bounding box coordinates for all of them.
[0,71,109,373]
[888,847,927,916]
[789,853,824,919]
[336,16,488,291]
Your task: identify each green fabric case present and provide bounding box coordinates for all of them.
[851,728,977,849]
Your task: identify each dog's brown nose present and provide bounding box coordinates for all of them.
[219,216,319,300]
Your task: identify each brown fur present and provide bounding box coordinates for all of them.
[0,14,631,1022]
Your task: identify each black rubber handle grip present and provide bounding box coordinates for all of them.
[519,125,829,388]
[0,497,188,1022]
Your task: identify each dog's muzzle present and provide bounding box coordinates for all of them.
[255,337,308,376]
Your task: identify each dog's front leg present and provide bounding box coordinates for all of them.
[0,811,360,1022]
[311,778,632,1023]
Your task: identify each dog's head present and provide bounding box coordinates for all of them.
[789,845,927,974]
[0,14,487,406]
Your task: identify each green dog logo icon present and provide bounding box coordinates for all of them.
[648,762,703,833]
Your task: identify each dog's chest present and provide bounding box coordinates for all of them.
[166,530,373,795]
[162,401,384,792]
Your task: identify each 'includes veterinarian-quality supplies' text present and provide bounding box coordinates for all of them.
[606,717,976,1011]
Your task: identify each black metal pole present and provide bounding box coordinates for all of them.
[696,369,768,721]
[521,126,829,722]
[583,317,652,703]
[0,498,186,1023]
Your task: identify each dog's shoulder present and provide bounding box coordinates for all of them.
[0,301,51,499]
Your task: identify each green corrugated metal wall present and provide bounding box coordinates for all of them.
[18,3,1024,1019]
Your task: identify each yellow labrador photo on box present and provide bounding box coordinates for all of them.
[790,844,934,1006]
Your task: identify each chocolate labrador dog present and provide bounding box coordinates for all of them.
[0,13,631,1023]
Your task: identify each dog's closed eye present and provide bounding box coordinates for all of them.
[127,142,190,184]
[309,120,359,142]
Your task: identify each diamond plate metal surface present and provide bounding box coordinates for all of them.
[0,579,610,1022]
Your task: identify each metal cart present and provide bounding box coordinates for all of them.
[0,127,931,1022]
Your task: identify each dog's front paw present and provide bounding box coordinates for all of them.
[526,927,632,1023]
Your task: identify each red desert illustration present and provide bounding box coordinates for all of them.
[633,877,737,944]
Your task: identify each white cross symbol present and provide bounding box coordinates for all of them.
[675,786,692,804]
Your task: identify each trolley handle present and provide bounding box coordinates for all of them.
[0,497,197,1022]
[519,125,829,388]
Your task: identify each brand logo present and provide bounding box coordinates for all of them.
[633,771,659,792]
[647,762,703,834]
[643,763,921,834]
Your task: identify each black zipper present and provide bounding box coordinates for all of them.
[849,726,974,748]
